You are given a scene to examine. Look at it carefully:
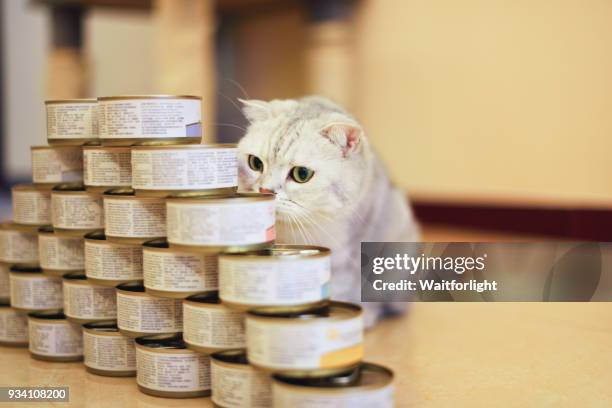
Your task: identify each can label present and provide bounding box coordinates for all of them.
[136,348,211,392]
[183,303,245,349]
[52,193,104,230]
[167,200,275,246]
[84,331,136,372]
[273,383,394,408]
[46,102,98,140]
[211,361,272,408]
[32,148,83,184]
[63,281,117,320]
[117,293,183,334]
[12,190,51,225]
[84,147,132,187]
[131,148,237,191]
[0,264,9,299]
[0,228,38,264]
[143,250,218,292]
[85,241,143,281]
[39,234,84,271]
[0,309,29,343]
[9,274,63,310]
[246,316,363,370]
[29,320,83,357]
[98,98,201,139]
[104,198,166,238]
[220,256,330,306]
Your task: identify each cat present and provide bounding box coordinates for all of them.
[237,96,420,327]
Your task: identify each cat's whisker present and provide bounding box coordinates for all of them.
[224,78,251,100]
[212,123,247,132]
[217,90,246,118]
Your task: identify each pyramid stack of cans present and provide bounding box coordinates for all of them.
[0,95,394,407]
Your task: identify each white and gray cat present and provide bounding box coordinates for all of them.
[237,96,420,327]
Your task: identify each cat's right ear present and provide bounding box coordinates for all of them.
[239,99,271,123]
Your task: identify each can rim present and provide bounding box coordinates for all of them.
[28,309,66,320]
[247,301,361,320]
[184,292,221,306]
[211,349,249,365]
[103,188,135,197]
[0,221,39,233]
[31,145,83,151]
[82,145,131,151]
[84,230,106,241]
[135,333,192,352]
[9,265,42,274]
[62,272,87,281]
[116,281,145,293]
[167,192,274,202]
[219,244,330,260]
[98,95,201,101]
[83,320,121,334]
[131,143,237,150]
[45,98,97,104]
[52,182,87,192]
[11,184,52,192]
[38,225,54,234]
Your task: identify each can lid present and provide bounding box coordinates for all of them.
[28,309,66,320]
[211,349,248,365]
[247,301,361,320]
[131,143,237,150]
[116,281,145,293]
[63,272,86,281]
[10,265,42,274]
[84,230,106,241]
[0,300,10,307]
[185,292,220,305]
[103,187,135,197]
[168,192,274,202]
[142,238,169,249]
[98,95,201,101]
[38,225,54,234]
[45,98,97,104]
[52,182,86,192]
[11,183,52,192]
[221,244,330,260]
[83,320,119,332]
[135,333,187,349]
[273,363,393,390]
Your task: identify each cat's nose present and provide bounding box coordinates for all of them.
[259,187,274,194]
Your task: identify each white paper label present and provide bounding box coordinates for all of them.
[83,147,132,187]
[99,98,201,139]
[9,274,63,310]
[117,292,182,333]
[104,198,166,238]
[84,331,136,371]
[0,229,38,264]
[12,190,51,225]
[273,383,394,408]
[29,319,83,357]
[183,303,245,349]
[211,361,272,408]
[39,234,84,271]
[85,241,143,281]
[167,200,275,246]
[0,308,28,343]
[131,148,237,190]
[220,256,330,306]
[31,147,83,184]
[143,250,217,292]
[63,281,117,320]
[52,193,104,230]
[46,102,98,140]
[136,348,210,392]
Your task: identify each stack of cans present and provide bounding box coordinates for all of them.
[0,95,394,407]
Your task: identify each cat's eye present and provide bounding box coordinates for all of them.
[248,155,264,172]
[290,166,315,183]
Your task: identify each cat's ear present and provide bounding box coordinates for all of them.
[239,99,271,123]
[321,123,362,156]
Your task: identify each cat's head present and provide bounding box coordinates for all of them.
[237,97,370,224]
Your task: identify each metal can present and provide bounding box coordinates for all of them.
[97,95,202,146]
[0,302,29,347]
[83,145,132,192]
[272,363,394,408]
[84,231,143,287]
[245,302,363,376]
[116,281,183,338]
[135,334,211,398]
[103,188,166,244]
[219,245,331,312]
[211,349,272,408]
[45,99,98,145]
[166,193,275,253]
[51,183,104,235]
[0,222,39,265]
[143,239,218,298]
[83,320,136,377]
[62,273,117,324]
[38,225,84,276]
[27,310,83,362]
[131,144,238,197]
[11,184,52,226]
[31,145,83,185]
[183,292,245,354]
[9,266,63,312]
[0,263,9,302]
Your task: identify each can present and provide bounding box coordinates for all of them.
[103,188,166,244]
[245,302,363,376]
[0,263,9,302]
[131,144,238,197]
[30,145,83,186]
[84,231,143,287]
[45,99,98,145]
[0,222,39,265]
[211,349,272,408]
[135,334,211,398]
[98,95,202,146]
[219,245,331,312]
[0,302,29,347]
[272,363,394,408]
[9,266,63,312]
[116,281,183,338]
[11,184,52,226]
[62,273,117,324]
[27,310,83,362]
[166,193,275,253]
[183,292,245,354]
[142,239,218,298]
[38,225,85,276]
[51,183,104,235]
[83,145,132,192]
[83,320,136,377]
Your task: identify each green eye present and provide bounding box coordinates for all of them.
[290,166,315,183]
[248,155,264,172]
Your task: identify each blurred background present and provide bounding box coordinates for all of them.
[1,0,611,239]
